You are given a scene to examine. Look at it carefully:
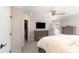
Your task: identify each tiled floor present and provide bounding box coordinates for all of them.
[22,41,39,53]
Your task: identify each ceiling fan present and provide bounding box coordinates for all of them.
[50,10,65,16]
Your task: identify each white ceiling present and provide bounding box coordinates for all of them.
[19,6,79,20]
[22,6,53,18]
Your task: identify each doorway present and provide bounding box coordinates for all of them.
[24,20,28,43]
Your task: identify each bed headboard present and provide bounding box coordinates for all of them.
[61,26,76,35]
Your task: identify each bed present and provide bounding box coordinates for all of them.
[37,34,79,53]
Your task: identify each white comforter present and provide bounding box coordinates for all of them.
[37,34,79,53]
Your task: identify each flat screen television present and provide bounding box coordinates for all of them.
[36,22,46,29]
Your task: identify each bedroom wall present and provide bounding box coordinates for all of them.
[59,14,79,35]
[27,17,35,41]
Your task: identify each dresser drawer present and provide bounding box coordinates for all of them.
[34,30,48,41]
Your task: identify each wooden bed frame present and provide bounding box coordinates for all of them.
[38,47,46,53]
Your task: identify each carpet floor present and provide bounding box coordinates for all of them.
[22,41,39,53]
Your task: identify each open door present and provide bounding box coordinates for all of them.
[0,7,11,53]
[24,20,28,43]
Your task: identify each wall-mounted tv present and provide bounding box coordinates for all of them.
[36,22,46,29]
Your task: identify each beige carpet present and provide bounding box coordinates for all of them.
[22,41,39,53]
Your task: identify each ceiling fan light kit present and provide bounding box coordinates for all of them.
[50,10,65,16]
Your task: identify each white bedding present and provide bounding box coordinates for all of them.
[37,34,79,53]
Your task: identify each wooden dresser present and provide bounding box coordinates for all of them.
[61,26,76,35]
[34,30,48,41]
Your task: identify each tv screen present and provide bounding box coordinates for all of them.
[36,22,45,29]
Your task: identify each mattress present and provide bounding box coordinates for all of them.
[37,34,79,53]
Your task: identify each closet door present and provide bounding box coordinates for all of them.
[0,7,11,53]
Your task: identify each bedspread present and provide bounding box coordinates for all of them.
[37,34,79,53]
